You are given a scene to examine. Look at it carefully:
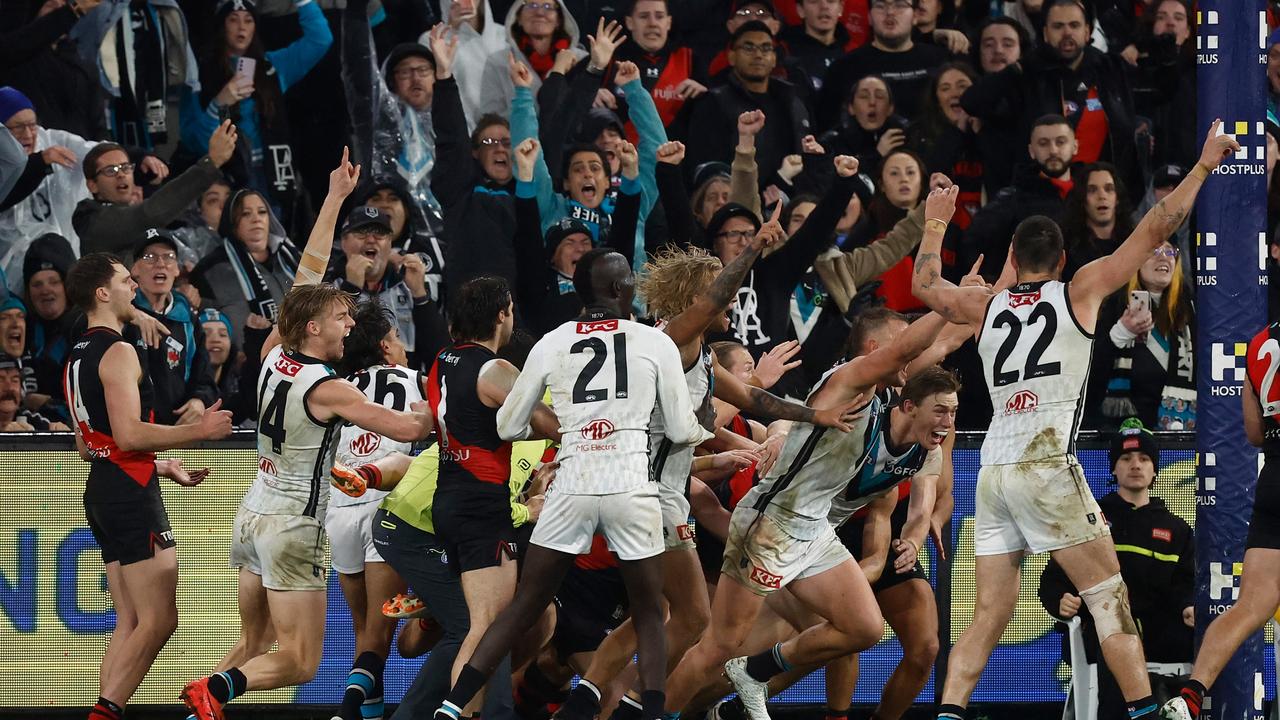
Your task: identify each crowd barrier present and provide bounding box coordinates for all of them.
[0,431,1272,709]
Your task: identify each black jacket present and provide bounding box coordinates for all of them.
[430,77,520,306]
[0,3,107,141]
[1039,492,1194,666]
[128,293,219,426]
[962,164,1070,279]
[960,45,1142,194]
[681,73,811,192]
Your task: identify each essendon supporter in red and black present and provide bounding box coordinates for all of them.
[61,253,230,720]
[609,0,704,128]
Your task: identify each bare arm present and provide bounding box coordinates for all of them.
[1071,122,1238,309]
[310,379,433,443]
[912,186,995,325]
[858,490,898,585]
[1244,381,1265,448]
[689,476,732,542]
[930,429,956,560]
[101,343,232,451]
[296,148,361,286]
[900,459,941,557]
[478,358,561,442]
[827,312,949,401]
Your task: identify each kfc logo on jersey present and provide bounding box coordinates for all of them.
[1007,290,1042,308]
[274,353,303,377]
[677,524,694,541]
[350,431,382,457]
[577,320,619,334]
[581,419,615,440]
[1004,389,1039,414]
[749,565,782,589]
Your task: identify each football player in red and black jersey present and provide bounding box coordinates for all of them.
[1161,322,1280,720]
[63,253,233,720]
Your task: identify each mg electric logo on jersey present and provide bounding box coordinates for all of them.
[581,419,615,440]
[350,431,381,457]
[577,320,619,334]
[1004,389,1039,415]
[274,353,303,377]
[258,456,277,475]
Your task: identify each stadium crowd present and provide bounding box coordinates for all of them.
[0,0,1209,436]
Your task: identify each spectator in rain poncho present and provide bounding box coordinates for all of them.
[342,0,444,235]
[421,0,514,132]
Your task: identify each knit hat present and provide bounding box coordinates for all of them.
[22,233,76,290]
[0,295,26,315]
[705,202,761,240]
[544,217,593,259]
[215,0,256,17]
[1110,417,1159,473]
[0,87,34,124]
[199,308,234,340]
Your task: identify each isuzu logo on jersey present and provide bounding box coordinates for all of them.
[577,320,618,334]
[1004,389,1039,414]
[581,419,615,440]
[274,354,303,377]
[350,431,381,457]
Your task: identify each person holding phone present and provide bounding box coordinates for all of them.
[1085,239,1196,431]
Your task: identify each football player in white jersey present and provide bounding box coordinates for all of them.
[557,173,866,720]
[433,248,715,720]
[327,300,424,720]
[182,150,435,720]
[660,308,952,720]
[912,121,1239,720]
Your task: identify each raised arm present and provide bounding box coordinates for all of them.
[341,0,382,170]
[711,358,861,432]
[829,311,949,398]
[1071,121,1239,309]
[762,155,859,285]
[654,142,698,248]
[663,203,784,350]
[912,185,996,325]
[296,147,361,286]
[269,0,334,92]
[731,111,764,217]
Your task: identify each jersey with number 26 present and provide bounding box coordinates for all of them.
[497,313,714,495]
[331,364,424,508]
[978,280,1093,465]
[244,346,341,518]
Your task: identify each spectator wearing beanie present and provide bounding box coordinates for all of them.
[0,295,30,394]
[179,0,332,233]
[325,205,449,370]
[683,21,810,193]
[72,123,237,260]
[199,307,256,426]
[1038,419,1193,720]
[68,0,200,154]
[128,228,219,426]
[0,0,107,142]
[343,0,444,235]
[21,233,76,423]
[0,351,66,431]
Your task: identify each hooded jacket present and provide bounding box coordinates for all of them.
[130,289,219,425]
[420,0,513,131]
[343,0,443,234]
[503,0,587,91]
[0,126,96,294]
[69,0,200,108]
[1039,491,1194,666]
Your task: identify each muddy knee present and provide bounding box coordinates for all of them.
[1079,574,1138,643]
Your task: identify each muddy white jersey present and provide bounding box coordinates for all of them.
[827,393,938,527]
[740,364,879,541]
[330,364,424,508]
[498,311,714,495]
[649,343,716,494]
[978,280,1093,465]
[243,346,342,518]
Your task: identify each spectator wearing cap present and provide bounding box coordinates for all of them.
[603,0,704,128]
[72,123,237,260]
[129,228,219,426]
[179,0,332,234]
[0,351,66,431]
[327,205,448,369]
[1038,419,1193,720]
[68,0,199,154]
[419,0,513,131]
[961,0,1143,195]
[343,0,443,237]
[816,0,950,133]
[1061,162,1135,282]
[512,135,641,335]
[1086,235,1194,432]
[783,0,860,94]
[0,0,107,142]
[1133,164,1190,281]
[962,115,1076,280]
[190,187,300,347]
[20,233,76,423]
[683,21,810,194]
[350,175,448,303]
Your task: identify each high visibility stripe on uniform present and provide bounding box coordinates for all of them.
[1113,543,1180,563]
